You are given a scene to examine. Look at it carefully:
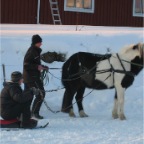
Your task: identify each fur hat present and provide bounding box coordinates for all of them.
[11,71,23,82]
[32,34,42,45]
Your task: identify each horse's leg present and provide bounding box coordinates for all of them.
[112,91,118,119]
[61,87,77,117]
[61,89,70,113]
[68,88,77,117]
[115,84,126,120]
[75,87,88,117]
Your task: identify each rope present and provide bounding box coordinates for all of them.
[41,69,49,86]
[45,87,65,93]
[49,68,62,70]
[0,64,62,69]
[112,55,143,67]
[122,59,143,67]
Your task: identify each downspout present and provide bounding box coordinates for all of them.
[37,0,40,24]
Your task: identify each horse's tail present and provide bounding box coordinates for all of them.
[61,53,80,113]
[61,53,80,87]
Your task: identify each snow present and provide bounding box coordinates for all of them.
[0,24,143,144]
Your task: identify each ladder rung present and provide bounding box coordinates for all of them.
[53,14,59,16]
[54,22,61,24]
[54,20,61,22]
[50,2,58,5]
[52,8,58,10]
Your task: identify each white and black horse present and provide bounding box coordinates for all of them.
[61,43,143,120]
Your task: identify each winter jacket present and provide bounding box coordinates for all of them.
[0,82,33,116]
[23,45,42,83]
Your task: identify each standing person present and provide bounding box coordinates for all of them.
[0,71,39,128]
[23,34,66,119]
[23,34,48,119]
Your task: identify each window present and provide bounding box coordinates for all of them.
[64,0,95,13]
[133,0,144,17]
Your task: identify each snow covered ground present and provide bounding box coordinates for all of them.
[0,24,143,144]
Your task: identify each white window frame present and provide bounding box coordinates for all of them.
[64,0,95,13]
[133,0,144,17]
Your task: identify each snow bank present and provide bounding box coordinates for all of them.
[0,24,143,144]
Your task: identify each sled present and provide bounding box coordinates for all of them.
[0,119,20,128]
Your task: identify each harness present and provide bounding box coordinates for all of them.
[67,53,112,80]
[76,53,135,79]
[108,53,135,77]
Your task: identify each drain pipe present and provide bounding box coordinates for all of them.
[37,0,40,24]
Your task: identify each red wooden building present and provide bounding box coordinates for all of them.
[1,0,144,27]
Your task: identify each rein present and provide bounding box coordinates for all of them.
[112,55,143,67]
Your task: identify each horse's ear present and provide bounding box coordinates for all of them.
[133,44,138,50]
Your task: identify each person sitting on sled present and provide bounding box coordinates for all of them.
[0,71,40,129]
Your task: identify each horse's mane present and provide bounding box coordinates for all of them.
[119,43,143,58]
[119,44,134,54]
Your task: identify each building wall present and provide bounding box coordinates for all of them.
[57,0,143,27]
[1,0,143,27]
[1,0,38,24]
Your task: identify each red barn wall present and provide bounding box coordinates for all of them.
[1,0,143,27]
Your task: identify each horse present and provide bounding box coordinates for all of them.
[61,43,143,120]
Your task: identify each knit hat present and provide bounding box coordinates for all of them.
[11,71,23,82]
[32,34,42,45]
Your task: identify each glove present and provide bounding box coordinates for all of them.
[42,65,49,71]
[56,53,66,62]
[30,87,40,96]
[38,65,45,71]
[38,65,49,71]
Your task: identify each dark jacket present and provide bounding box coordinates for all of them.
[23,45,42,83]
[0,82,33,115]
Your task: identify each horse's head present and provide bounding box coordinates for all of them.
[119,43,144,62]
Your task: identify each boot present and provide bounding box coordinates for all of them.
[33,113,44,119]
[21,119,37,129]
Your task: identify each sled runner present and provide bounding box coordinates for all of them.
[0,119,20,128]
[0,119,49,130]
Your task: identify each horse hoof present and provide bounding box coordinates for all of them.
[112,113,118,119]
[69,109,76,117]
[79,110,89,118]
[61,109,69,113]
[69,113,76,117]
[119,114,126,120]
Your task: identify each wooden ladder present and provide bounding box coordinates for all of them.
[49,0,62,25]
